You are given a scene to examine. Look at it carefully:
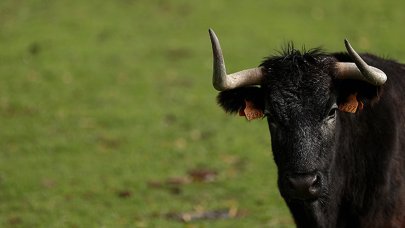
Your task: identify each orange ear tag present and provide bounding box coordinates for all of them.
[241,100,264,121]
[338,93,361,113]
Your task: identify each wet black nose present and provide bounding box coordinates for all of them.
[287,174,321,200]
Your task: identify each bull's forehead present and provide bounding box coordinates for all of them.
[260,48,336,125]
[264,70,333,125]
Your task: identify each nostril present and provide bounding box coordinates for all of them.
[309,175,320,192]
[310,174,319,186]
[314,175,321,186]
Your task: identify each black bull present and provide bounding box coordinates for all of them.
[209,30,405,227]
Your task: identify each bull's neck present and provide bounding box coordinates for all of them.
[334,108,398,220]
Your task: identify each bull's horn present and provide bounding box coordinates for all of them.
[209,29,264,91]
[336,39,387,86]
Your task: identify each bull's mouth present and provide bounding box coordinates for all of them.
[289,198,329,228]
[287,195,322,203]
[281,190,322,204]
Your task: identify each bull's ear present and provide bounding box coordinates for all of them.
[216,87,265,120]
[336,80,383,113]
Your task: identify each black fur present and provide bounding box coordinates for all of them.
[216,45,405,227]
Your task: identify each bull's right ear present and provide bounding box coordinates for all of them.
[216,87,265,120]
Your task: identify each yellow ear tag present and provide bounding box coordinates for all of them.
[338,93,362,113]
[241,100,264,121]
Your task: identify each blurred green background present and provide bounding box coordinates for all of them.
[0,0,404,227]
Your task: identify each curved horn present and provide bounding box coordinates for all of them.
[209,29,264,91]
[335,39,387,86]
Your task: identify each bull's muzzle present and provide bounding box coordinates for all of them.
[281,173,322,201]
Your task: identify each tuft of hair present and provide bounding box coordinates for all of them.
[216,87,264,114]
[261,42,326,70]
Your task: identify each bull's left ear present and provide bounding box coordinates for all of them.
[216,87,265,120]
[333,40,387,113]
[338,92,363,113]
[336,80,383,114]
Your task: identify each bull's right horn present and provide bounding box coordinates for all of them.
[209,29,265,91]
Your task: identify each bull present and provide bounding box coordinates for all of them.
[208,29,405,227]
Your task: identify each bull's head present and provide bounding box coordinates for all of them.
[209,29,386,205]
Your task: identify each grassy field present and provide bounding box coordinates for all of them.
[0,0,404,227]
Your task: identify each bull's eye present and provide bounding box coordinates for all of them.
[327,105,338,120]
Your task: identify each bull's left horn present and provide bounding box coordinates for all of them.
[209,29,264,91]
[335,39,387,86]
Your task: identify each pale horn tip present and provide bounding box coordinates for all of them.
[344,39,352,52]
[208,28,217,44]
[208,28,214,37]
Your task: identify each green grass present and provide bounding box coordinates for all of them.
[0,0,404,227]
